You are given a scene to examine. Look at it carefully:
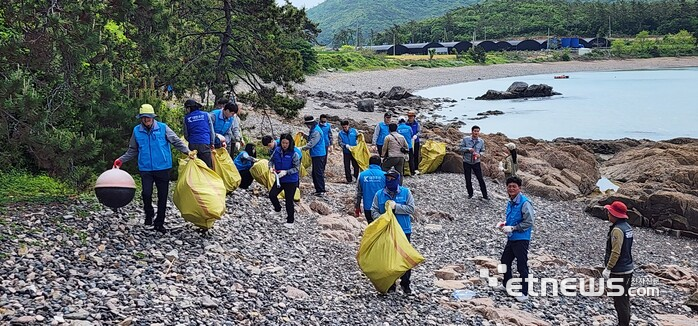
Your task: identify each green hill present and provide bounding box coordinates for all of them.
[306,0,478,46]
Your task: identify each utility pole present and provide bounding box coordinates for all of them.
[393,31,396,55]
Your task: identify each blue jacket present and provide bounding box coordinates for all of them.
[373,186,415,234]
[184,110,213,145]
[355,164,385,210]
[130,122,177,171]
[306,124,327,157]
[406,120,420,144]
[505,193,534,241]
[210,109,234,144]
[373,122,390,146]
[319,122,332,148]
[234,151,254,171]
[270,140,303,160]
[338,128,358,154]
[271,147,300,183]
[397,123,413,150]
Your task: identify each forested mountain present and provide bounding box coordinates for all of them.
[306,0,478,46]
[370,0,698,45]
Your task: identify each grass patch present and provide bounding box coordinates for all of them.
[0,170,76,205]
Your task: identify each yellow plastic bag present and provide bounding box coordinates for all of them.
[356,201,425,293]
[213,148,241,192]
[294,132,312,170]
[418,140,447,174]
[173,157,226,229]
[250,159,275,189]
[349,133,370,171]
[278,187,301,202]
[296,147,308,177]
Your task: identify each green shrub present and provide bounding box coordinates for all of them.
[0,170,75,204]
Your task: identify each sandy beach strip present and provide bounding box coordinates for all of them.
[299,57,698,94]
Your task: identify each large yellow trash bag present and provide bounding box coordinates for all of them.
[213,148,241,192]
[349,133,371,171]
[296,147,308,177]
[356,201,425,293]
[294,132,311,170]
[418,140,446,174]
[173,157,226,229]
[250,159,275,189]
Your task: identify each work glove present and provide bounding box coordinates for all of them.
[501,226,514,233]
[235,142,241,151]
[496,221,505,229]
[412,135,417,141]
[498,162,505,171]
[389,201,396,210]
[113,159,123,168]
[277,170,287,178]
[188,150,197,160]
[354,208,361,217]
[270,167,275,174]
[345,144,351,150]
[602,268,611,280]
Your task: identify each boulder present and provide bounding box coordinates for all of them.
[383,86,412,100]
[686,291,698,312]
[439,152,464,174]
[476,82,560,100]
[356,99,375,112]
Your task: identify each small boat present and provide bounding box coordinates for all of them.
[554,75,569,79]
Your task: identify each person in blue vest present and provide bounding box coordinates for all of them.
[497,176,536,302]
[397,117,414,174]
[602,201,634,326]
[234,143,259,190]
[114,104,191,234]
[319,114,333,153]
[337,120,359,183]
[405,110,421,175]
[268,133,301,228]
[182,99,215,169]
[302,115,327,196]
[372,112,392,157]
[209,101,239,155]
[371,168,416,294]
[354,155,385,223]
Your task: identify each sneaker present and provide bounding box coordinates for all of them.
[515,294,529,302]
[482,196,490,200]
[414,170,421,175]
[387,284,396,293]
[271,210,282,217]
[153,225,167,234]
[468,194,474,199]
[144,216,153,226]
[493,285,507,292]
[313,192,325,197]
[284,222,294,228]
[401,284,412,295]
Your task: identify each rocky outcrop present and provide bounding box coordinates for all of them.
[356,99,375,112]
[380,86,412,100]
[584,140,698,238]
[475,82,561,100]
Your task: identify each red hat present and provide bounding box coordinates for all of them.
[604,201,628,219]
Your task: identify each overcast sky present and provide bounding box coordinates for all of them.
[278,0,324,9]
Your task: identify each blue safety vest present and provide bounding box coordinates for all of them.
[210,109,233,135]
[133,121,173,172]
[375,186,412,234]
[338,128,358,153]
[184,110,211,144]
[397,123,413,149]
[233,152,253,171]
[271,147,299,183]
[375,122,390,146]
[505,194,533,241]
[358,165,385,210]
[308,124,327,157]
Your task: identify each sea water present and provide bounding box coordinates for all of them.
[414,67,698,141]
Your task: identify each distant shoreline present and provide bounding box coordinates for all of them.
[301,57,698,93]
[299,57,698,126]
